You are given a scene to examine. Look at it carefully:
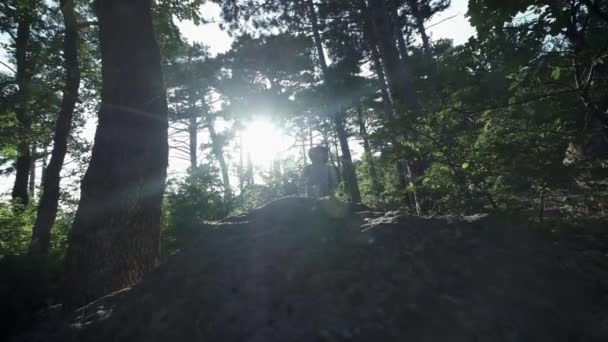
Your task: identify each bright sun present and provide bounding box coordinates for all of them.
[241,118,288,166]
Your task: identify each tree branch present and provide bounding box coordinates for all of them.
[425,13,460,30]
[0,60,17,75]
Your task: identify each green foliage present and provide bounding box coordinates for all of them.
[0,201,73,256]
[356,157,382,206]
[162,165,229,255]
[234,158,301,212]
[0,203,35,255]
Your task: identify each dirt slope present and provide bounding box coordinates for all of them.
[17,197,607,341]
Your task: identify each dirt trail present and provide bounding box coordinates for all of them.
[17,197,608,341]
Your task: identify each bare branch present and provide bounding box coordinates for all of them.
[0,60,16,75]
[425,13,460,30]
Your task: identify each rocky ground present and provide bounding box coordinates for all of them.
[15,197,608,341]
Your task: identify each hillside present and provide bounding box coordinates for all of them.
[17,197,607,342]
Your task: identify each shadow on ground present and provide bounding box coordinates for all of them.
[15,197,608,341]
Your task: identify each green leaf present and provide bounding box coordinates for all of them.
[551,67,561,80]
[462,162,470,169]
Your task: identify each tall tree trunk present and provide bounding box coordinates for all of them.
[28,148,36,197]
[368,0,423,209]
[238,134,244,194]
[63,0,168,309]
[29,0,81,256]
[367,0,420,113]
[188,107,197,170]
[389,1,410,61]
[246,152,254,186]
[405,160,421,215]
[332,130,342,172]
[11,8,35,207]
[335,115,362,203]
[208,118,232,200]
[357,107,381,196]
[308,0,361,201]
[408,0,431,53]
[309,123,314,148]
[371,43,394,119]
[301,128,308,165]
[360,2,394,119]
[307,0,329,74]
[41,146,48,175]
[320,123,333,164]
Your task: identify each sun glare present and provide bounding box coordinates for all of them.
[241,118,288,166]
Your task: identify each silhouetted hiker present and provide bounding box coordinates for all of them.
[302,146,338,198]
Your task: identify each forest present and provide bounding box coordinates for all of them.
[0,0,607,340]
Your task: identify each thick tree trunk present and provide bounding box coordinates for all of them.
[367,0,420,113]
[357,107,381,196]
[335,115,362,203]
[29,0,81,256]
[11,10,34,207]
[63,0,168,309]
[208,119,232,200]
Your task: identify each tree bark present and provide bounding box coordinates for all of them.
[367,0,420,113]
[63,0,168,309]
[29,0,81,256]
[28,148,36,197]
[334,115,362,203]
[208,118,232,201]
[11,8,35,207]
